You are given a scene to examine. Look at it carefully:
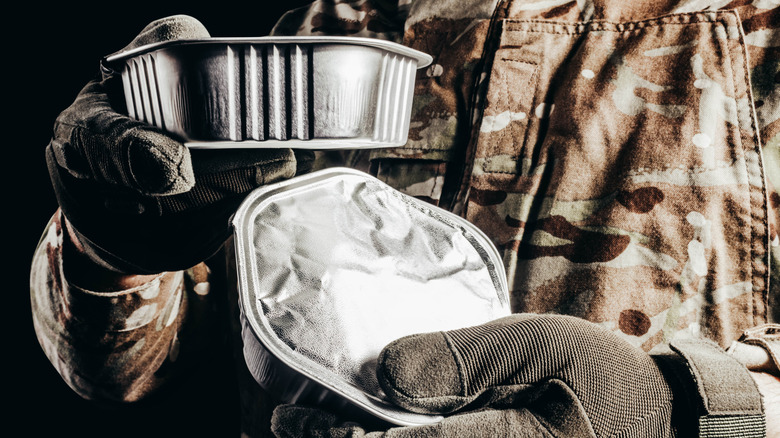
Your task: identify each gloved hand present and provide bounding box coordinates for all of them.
[272,314,693,438]
[47,15,312,274]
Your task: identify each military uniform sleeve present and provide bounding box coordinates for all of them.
[30,210,214,402]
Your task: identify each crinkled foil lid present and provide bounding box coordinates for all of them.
[234,167,510,424]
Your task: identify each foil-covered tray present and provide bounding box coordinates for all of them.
[102,37,432,149]
[232,167,511,426]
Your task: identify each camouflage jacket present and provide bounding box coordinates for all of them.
[274,0,780,351]
[30,0,779,436]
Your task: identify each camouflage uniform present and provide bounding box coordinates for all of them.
[274,0,780,351]
[30,0,779,436]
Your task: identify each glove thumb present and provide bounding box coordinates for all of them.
[105,15,210,70]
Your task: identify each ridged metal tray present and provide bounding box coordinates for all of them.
[232,167,511,426]
[103,37,431,149]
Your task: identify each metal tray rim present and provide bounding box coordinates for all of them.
[185,138,407,150]
[103,36,433,68]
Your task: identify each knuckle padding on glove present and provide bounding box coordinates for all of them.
[86,118,191,195]
[51,79,194,196]
[378,315,675,437]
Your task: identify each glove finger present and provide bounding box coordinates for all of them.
[272,404,371,438]
[377,314,662,416]
[417,408,554,438]
[272,404,555,438]
[189,147,298,177]
[153,147,306,215]
[52,80,195,196]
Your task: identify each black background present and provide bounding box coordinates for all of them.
[11,1,313,436]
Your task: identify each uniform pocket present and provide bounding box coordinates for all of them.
[465,12,769,350]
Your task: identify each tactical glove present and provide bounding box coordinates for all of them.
[272,314,764,437]
[46,15,312,274]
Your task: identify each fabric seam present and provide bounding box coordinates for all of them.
[734,10,771,326]
[443,330,470,397]
[490,57,538,172]
[502,11,732,34]
[722,9,769,326]
[716,14,755,328]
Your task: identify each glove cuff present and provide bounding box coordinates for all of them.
[47,145,256,274]
[655,339,766,438]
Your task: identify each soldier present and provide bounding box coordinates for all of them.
[32,1,780,436]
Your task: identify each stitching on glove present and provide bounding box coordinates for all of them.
[442,330,470,398]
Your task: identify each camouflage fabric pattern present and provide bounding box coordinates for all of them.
[272,0,411,42]
[278,0,779,353]
[30,211,214,402]
[465,0,778,352]
[468,10,770,352]
[275,0,498,206]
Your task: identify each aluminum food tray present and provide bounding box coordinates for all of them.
[232,167,511,426]
[103,37,432,149]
